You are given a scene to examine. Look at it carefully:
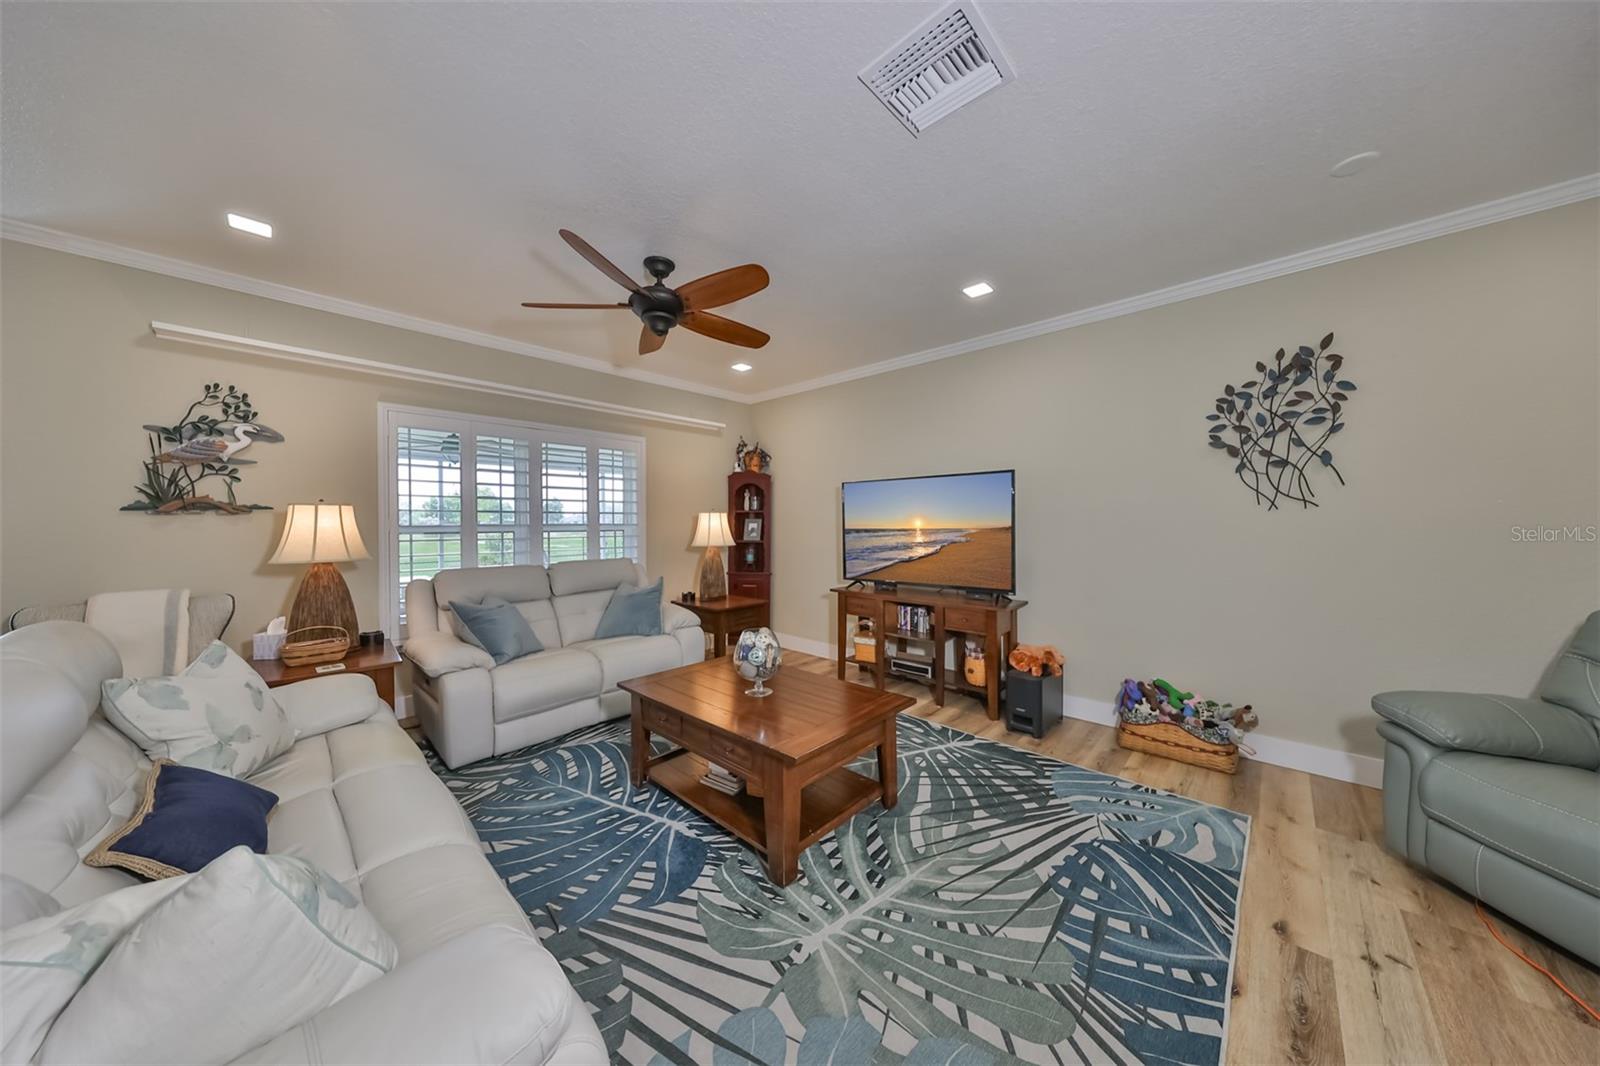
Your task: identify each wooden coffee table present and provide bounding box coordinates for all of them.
[621,659,914,885]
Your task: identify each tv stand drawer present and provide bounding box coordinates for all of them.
[944,606,988,632]
[845,593,879,617]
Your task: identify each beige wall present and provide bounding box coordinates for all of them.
[752,202,1600,757]
[0,240,754,646]
[5,203,1597,758]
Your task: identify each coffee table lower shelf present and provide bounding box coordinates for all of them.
[648,750,881,857]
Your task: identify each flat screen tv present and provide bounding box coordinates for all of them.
[841,470,1015,592]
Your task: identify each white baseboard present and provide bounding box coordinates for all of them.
[1056,694,1385,788]
[776,632,1384,788]
[778,633,835,658]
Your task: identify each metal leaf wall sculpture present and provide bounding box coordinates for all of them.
[1207,332,1356,509]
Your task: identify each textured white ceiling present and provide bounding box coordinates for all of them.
[3,2,1596,397]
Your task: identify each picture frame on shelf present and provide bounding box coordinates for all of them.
[742,516,763,541]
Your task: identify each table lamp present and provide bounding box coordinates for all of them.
[690,511,735,601]
[269,502,370,639]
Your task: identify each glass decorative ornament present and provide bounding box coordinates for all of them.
[732,627,783,697]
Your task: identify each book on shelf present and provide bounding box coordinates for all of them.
[895,604,933,636]
[700,762,744,795]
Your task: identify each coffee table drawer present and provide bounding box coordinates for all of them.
[641,702,682,739]
[701,730,756,775]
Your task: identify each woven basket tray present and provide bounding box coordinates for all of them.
[280,626,351,667]
[1118,720,1239,774]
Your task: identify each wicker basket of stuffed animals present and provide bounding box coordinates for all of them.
[1117,721,1239,773]
[1114,678,1256,775]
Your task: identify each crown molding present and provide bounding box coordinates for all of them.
[747,172,1600,403]
[7,172,1596,409]
[148,321,726,431]
[0,217,749,405]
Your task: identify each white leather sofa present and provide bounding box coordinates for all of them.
[0,621,607,1065]
[404,559,704,769]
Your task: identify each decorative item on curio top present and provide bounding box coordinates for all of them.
[732,627,783,697]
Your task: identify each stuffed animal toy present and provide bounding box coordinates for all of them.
[1215,720,1254,745]
[1153,678,1194,706]
[1116,678,1144,714]
[1007,644,1064,677]
[1008,646,1041,675]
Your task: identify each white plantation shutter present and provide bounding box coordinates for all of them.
[475,435,533,568]
[598,446,640,560]
[393,426,463,628]
[380,406,646,637]
[540,442,589,565]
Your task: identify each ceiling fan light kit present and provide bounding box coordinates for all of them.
[522,229,770,356]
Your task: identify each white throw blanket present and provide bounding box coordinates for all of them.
[85,588,191,677]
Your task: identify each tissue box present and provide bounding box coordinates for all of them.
[252,632,286,661]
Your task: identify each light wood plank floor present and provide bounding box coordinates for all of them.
[784,652,1600,1066]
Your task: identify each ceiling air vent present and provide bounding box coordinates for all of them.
[859,2,1013,136]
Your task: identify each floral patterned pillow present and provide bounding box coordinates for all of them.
[101,641,296,778]
[0,874,191,1063]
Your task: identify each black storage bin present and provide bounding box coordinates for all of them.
[1005,669,1063,738]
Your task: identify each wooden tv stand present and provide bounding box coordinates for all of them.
[832,585,1026,720]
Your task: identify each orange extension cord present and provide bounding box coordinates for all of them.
[1475,900,1600,1023]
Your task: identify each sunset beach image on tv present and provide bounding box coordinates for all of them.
[842,470,1014,591]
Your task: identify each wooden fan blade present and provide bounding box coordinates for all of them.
[639,326,667,355]
[559,229,641,293]
[520,302,630,309]
[680,310,770,349]
[675,264,769,310]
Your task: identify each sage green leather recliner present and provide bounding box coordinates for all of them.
[1373,611,1600,966]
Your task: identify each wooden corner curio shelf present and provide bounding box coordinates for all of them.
[728,471,771,604]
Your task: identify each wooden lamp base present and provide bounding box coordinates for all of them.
[696,547,728,601]
[287,562,360,640]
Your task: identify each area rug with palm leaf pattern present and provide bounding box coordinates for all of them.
[429,714,1250,1066]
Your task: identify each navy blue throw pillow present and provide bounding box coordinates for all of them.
[85,760,278,880]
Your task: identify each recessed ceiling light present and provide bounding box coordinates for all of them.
[1330,151,1381,178]
[226,213,273,238]
[730,362,753,373]
[962,281,994,299]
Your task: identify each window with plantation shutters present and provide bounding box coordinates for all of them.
[476,434,533,569]
[380,405,646,637]
[540,442,589,565]
[598,446,640,560]
[394,426,463,628]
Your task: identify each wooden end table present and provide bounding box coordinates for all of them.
[621,659,914,885]
[248,642,404,712]
[671,595,769,658]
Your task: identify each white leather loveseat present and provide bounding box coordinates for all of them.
[403,559,704,769]
[0,621,606,1064]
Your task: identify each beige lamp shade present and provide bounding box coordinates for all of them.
[689,511,736,549]
[269,503,371,565]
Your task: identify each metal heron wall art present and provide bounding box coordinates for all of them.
[122,382,284,515]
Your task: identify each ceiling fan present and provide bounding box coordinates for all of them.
[522,230,771,356]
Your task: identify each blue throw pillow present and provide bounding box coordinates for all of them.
[594,578,665,639]
[449,596,543,664]
[85,760,278,880]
